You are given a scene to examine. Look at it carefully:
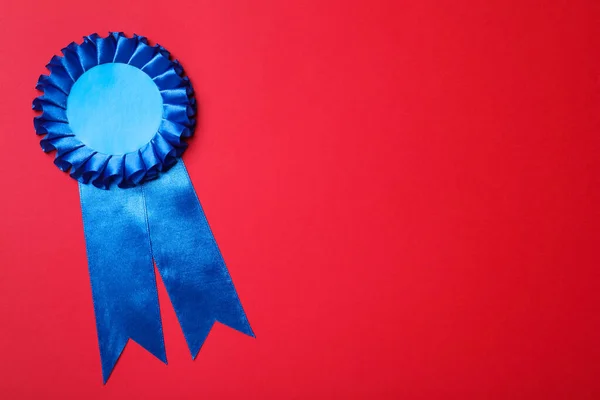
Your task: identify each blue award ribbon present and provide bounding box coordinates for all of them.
[33,32,253,383]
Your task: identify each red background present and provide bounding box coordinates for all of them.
[1,0,599,398]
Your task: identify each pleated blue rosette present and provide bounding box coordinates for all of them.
[34,32,196,188]
[33,32,253,383]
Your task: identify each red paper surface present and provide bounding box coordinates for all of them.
[1,1,600,398]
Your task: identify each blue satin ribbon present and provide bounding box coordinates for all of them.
[80,162,253,382]
[34,33,251,383]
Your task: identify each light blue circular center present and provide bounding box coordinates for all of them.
[67,63,163,155]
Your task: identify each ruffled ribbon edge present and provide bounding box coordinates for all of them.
[33,32,197,189]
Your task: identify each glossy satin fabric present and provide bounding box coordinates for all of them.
[35,33,251,383]
[80,162,253,383]
[34,32,195,189]
[79,183,166,382]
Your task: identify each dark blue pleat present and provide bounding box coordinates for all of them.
[113,35,137,63]
[128,42,156,69]
[141,53,172,77]
[76,40,98,71]
[96,36,117,64]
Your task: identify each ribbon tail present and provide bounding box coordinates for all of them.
[142,162,254,357]
[79,184,167,383]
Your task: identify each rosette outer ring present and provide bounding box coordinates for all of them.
[33,32,197,189]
